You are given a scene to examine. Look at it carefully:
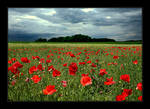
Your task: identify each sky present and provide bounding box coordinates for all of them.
[8,8,142,41]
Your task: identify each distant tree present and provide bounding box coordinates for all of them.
[48,38,57,42]
[92,38,115,42]
[47,34,116,42]
[71,34,92,42]
[63,36,72,42]
[35,38,47,42]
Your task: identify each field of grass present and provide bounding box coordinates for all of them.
[8,41,142,44]
[8,43,142,102]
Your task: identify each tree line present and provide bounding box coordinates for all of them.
[35,34,116,42]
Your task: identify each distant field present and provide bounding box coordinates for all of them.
[8,43,142,102]
[8,42,142,48]
[8,41,142,44]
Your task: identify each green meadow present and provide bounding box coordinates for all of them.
[8,43,142,102]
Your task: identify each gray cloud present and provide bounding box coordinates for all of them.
[8,8,142,41]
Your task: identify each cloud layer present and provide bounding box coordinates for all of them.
[8,8,142,41]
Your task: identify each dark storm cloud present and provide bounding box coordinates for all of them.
[8,30,61,41]
[9,8,36,13]
[96,8,141,13]
[8,8,142,41]
[54,8,87,23]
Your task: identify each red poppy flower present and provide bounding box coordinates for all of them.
[104,77,115,85]
[11,58,16,62]
[61,81,67,87]
[47,65,54,71]
[32,56,36,59]
[8,60,12,64]
[35,56,40,59]
[113,62,118,65]
[11,80,16,86]
[76,52,82,55]
[39,58,45,63]
[86,56,89,59]
[113,56,119,59]
[91,63,97,67]
[120,64,124,70]
[80,74,92,86]
[96,59,99,63]
[136,82,142,91]
[133,60,138,64]
[63,63,67,67]
[51,53,54,56]
[47,55,50,58]
[77,57,80,60]
[138,96,142,101]
[110,52,113,55]
[69,62,78,75]
[99,69,108,76]
[90,69,95,73]
[21,72,23,76]
[13,61,23,68]
[46,59,52,63]
[87,60,91,64]
[121,89,132,97]
[52,69,61,77]
[120,74,130,83]
[43,85,57,95]
[37,64,42,71]
[8,66,20,74]
[107,63,112,65]
[116,94,126,101]
[29,66,37,74]
[31,75,41,83]
[21,57,30,63]
[70,53,76,57]
[79,62,86,65]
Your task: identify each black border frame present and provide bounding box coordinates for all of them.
[1,0,146,106]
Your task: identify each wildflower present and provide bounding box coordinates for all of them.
[116,94,126,101]
[120,74,130,83]
[29,66,37,74]
[43,85,57,95]
[91,63,97,67]
[46,59,52,63]
[31,75,41,83]
[37,64,42,71]
[52,69,61,77]
[104,77,115,85]
[138,96,142,101]
[47,65,54,71]
[21,57,30,63]
[136,82,142,91]
[133,60,138,64]
[121,89,132,97]
[70,53,76,57]
[80,73,92,86]
[79,62,86,65]
[8,60,12,64]
[87,60,91,64]
[11,58,17,62]
[69,62,78,75]
[63,63,67,67]
[113,56,119,59]
[11,80,16,86]
[99,69,108,76]
[61,81,67,87]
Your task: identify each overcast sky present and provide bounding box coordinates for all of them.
[8,8,142,41]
